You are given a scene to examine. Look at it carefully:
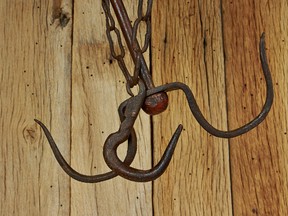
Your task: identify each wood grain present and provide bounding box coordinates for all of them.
[0,0,72,215]
[70,1,152,215]
[151,0,232,215]
[0,0,287,215]
[222,0,288,215]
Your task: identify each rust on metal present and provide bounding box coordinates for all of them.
[35,0,274,182]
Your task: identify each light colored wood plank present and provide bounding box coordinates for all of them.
[2,0,287,215]
[0,0,72,215]
[70,1,152,215]
[151,0,232,215]
[222,0,288,214]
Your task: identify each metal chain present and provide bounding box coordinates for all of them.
[131,0,152,54]
[102,0,153,95]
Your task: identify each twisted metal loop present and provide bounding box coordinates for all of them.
[103,81,183,182]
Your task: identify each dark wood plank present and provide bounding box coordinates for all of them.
[222,0,288,214]
[151,0,232,215]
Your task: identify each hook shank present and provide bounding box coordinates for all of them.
[145,33,273,138]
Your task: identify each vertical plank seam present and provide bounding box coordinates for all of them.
[69,0,76,215]
[219,0,234,215]
[150,13,156,216]
[197,0,212,115]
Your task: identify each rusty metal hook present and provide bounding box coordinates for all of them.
[101,35,273,182]
[35,0,274,183]
[99,0,274,182]
[104,0,273,137]
[34,104,138,183]
[103,81,183,182]
[144,33,273,138]
[34,80,183,182]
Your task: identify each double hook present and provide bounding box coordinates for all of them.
[35,0,273,182]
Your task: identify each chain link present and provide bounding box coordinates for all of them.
[131,0,152,54]
[102,0,153,95]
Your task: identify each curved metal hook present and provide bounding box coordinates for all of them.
[103,81,183,182]
[146,33,273,138]
[104,125,182,182]
[35,33,273,183]
[34,103,138,183]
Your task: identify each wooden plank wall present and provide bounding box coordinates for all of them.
[0,0,287,215]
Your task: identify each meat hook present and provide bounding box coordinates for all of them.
[34,107,138,182]
[35,80,183,182]
[102,34,273,182]
[144,33,273,138]
[105,0,274,138]
[101,0,274,182]
[34,0,274,183]
[103,81,183,182]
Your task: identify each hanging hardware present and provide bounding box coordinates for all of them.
[35,0,274,182]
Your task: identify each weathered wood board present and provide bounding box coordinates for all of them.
[0,0,287,215]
